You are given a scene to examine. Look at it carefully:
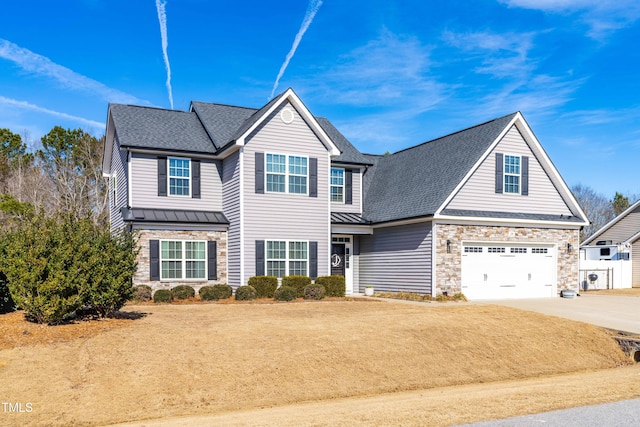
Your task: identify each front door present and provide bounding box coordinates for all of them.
[331,244,346,277]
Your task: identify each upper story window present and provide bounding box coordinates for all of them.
[266,153,307,194]
[330,168,344,203]
[504,155,520,194]
[169,157,190,196]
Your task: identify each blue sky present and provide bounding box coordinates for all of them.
[1,0,639,199]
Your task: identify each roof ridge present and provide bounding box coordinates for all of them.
[112,103,194,114]
[391,112,518,156]
[190,100,259,112]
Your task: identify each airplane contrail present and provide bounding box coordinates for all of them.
[270,0,323,99]
[155,0,174,109]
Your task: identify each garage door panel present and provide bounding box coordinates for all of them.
[461,244,556,300]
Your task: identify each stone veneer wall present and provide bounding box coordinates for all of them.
[435,224,579,296]
[134,229,227,293]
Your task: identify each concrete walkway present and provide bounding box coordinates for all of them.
[471,294,640,334]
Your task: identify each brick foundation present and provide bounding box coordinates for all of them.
[134,229,227,293]
[435,224,579,296]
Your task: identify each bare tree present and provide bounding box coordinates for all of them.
[572,184,615,242]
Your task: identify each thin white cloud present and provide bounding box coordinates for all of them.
[155,0,174,109]
[270,0,323,99]
[311,30,448,113]
[0,38,146,105]
[0,96,104,130]
[499,0,640,39]
[442,31,537,79]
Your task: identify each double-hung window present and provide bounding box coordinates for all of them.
[161,240,206,280]
[330,168,344,203]
[504,155,521,194]
[266,240,308,277]
[169,157,190,196]
[266,154,307,194]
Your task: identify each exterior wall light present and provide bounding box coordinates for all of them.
[567,243,573,254]
[446,239,451,253]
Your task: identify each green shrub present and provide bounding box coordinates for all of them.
[282,275,312,297]
[131,285,152,302]
[274,285,297,301]
[153,289,172,303]
[0,212,138,323]
[248,276,278,298]
[171,285,195,300]
[315,276,346,297]
[235,285,257,301]
[0,272,16,314]
[199,284,232,301]
[303,284,325,300]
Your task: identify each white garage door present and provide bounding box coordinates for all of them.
[461,243,556,300]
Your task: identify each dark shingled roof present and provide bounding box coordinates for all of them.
[316,118,373,165]
[363,113,518,223]
[331,212,371,225]
[110,104,216,154]
[441,209,586,223]
[189,102,256,149]
[121,208,228,224]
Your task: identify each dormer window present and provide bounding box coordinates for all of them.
[504,155,520,194]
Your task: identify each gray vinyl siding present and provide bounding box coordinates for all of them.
[331,167,362,214]
[222,150,241,287]
[242,102,330,281]
[109,137,128,232]
[130,152,223,210]
[446,126,572,215]
[359,222,432,294]
[633,241,640,288]
[592,205,640,244]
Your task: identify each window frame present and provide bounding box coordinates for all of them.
[168,156,191,197]
[265,240,309,278]
[265,153,309,195]
[330,167,345,203]
[159,239,207,281]
[503,154,521,195]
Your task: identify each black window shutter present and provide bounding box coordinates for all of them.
[521,156,529,196]
[150,240,160,281]
[158,157,167,197]
[255,152,264,194]
[345,169,353,205]
[192,159,201,199]
[256,240,265,276]
[495,153,503,194]
[309,157,317,197]
[309,241,318,279]
[207,241,217,280]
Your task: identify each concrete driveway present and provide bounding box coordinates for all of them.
[475,293,640,334]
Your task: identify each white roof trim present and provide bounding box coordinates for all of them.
[235,88,340,156]
[102,108,115,177]
[434,213,584,228]
[581,198,640,246]
[434,112,589,226]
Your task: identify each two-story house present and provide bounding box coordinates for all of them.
[102,88,589,299]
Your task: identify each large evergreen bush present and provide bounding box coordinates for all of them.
[0,213,138,323]
[315,276,346,297]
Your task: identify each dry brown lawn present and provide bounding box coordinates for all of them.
[0,300,637,427]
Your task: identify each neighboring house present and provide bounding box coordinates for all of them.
[102,88,589,299]
[579,199,640,290]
